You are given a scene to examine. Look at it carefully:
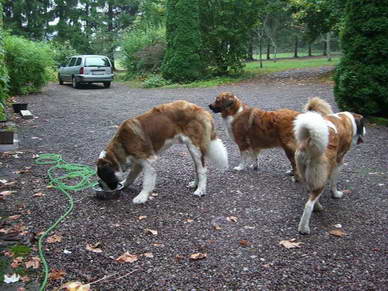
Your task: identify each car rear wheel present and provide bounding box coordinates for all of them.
[103,82,111,88]
[72,76,80,89]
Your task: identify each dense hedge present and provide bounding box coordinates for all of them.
[4,35,54,95]
[334,0,388,117]
[0,0,9,121]
[50,41,78,67]
[121,28,166,77]
[161,0,204,82]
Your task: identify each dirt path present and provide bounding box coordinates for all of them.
[1,67,387,290]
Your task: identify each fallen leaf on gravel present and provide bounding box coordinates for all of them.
[138,216,147,220]
[227,216,238,223]
[0,179,7,184]
[46,234,62,243]
[14,167,31,174]
[32,154,39,159]
[63,249,72,254]
[186,219,194,223]
[86,242,103,253]
[33,192,45,197]
[175,254,184,262]
[0,190,16,197]
[3,250,14,257]
[279,239,303,249]
[60,281,90,291]
[239,240,252,247]
[21,275,31,283]
[152,243,164,247]
[144,228,158,236]
[329,229,346,237]
[0,227,15,234]
[213,225,222,230]
[8,215,21,220]
[25,256,40,269]
[49,269,66,280]
[189,253,207,260]
[17,287,26,291]
[11,257,23,268]
[3,273,20,283]
[151,192,158,197]
[342,189,352,194]
[4,181,16,186]
[115,252,138,263]
[142,252,154,258]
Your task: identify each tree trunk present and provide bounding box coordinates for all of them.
[259,37,263,68]
[294,36,298,58]
[326,32,332,61]
[308,42,312,56]
[323,40,327,56]
[266,41,271,60]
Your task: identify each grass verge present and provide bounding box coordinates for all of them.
[116,56,340,89]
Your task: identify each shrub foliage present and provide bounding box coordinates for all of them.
[334,0,388,117]
[161,0,204,82]
[0,1,9,121]
[121,27,166,77]
[4,35,54,95]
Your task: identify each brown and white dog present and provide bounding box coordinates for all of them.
[97,100,228,204]
[294,98,365,234]
[209,92,305,175]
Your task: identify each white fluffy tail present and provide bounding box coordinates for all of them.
[207,138,228,170]
[294,112,329,157]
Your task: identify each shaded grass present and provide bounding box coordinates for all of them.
[115,56,340,89]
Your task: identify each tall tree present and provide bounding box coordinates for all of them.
[161,0,204,82]
[334,0,388,117]
[0,0,10,110]
[199,0,263,75]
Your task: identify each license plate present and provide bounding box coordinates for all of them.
[92,71,105,75]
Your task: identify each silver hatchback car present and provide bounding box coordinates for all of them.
[58,55,114,88]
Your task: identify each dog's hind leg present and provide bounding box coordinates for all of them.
[186,144,207,196]
[186,144,199,190]
[298,188,324,234]
[133,159,157,204]
[330,163,344,199]
[123,163,143,187]
[283,145,298,180]
[252,150,261,171]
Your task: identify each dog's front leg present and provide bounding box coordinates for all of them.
[133,160,156,204]
[123,163,143,188]
[298,189,323,234]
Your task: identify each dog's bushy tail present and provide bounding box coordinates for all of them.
[207,138,228,170]
[304,97,333,115]
[294,111,329,158]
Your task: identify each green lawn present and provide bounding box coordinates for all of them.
[117,56,340,89]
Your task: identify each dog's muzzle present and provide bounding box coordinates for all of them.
[209,104,220,113]
[98,180,124,192]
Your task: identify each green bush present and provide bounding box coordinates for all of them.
[142,74,170,88]
[121,27,166,77]
[161,0,204,83]
[4,35,54,95]
[0,2,9,121]
[334,0,388,117]
[50,41,78,67]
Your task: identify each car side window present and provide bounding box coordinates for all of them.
[68,58,77,67]
[75,58,82,66]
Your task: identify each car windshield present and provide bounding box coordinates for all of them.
[85,57,110,67]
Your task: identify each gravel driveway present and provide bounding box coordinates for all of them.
[2,67,387,290]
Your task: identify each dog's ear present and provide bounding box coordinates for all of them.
[223,99,235,109]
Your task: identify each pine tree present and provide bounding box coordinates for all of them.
[161,0,204,82]
[334,0,388,117]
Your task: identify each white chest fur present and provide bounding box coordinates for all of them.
[222,106,243,141]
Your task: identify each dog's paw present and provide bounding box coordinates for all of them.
[298,224,311,235]
[313,202,323,212]
[193,188,206,197]
[286,169,294,176]
[332,190,344,199]
[187,180,197,189]
[133,193,148,204]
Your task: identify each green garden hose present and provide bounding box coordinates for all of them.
[35,154,98,291]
